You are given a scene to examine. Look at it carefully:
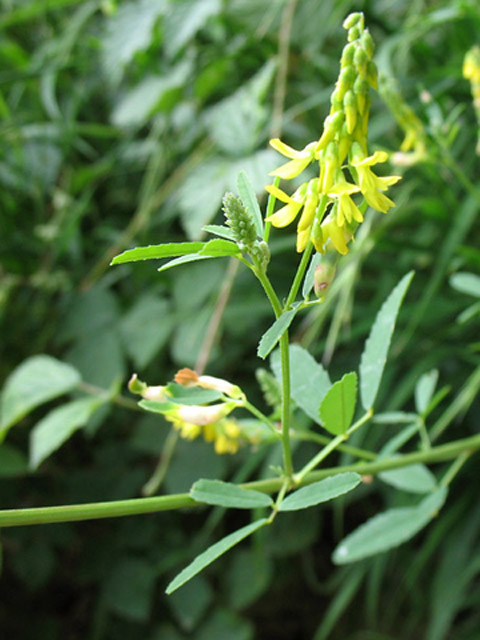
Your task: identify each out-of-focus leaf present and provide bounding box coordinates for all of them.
[30,397,105,470]
[0,356,81,438]
[168,574,213,632]
[191,479,273,509]
[204,61,276,155]
[271,345,331,425]
[102,0,168,82]
[166,518,269,594]
[415,369,439,415]
[319,372,357,436]
[360,272,414,411]
[379,463,437,494]
[104,556,157,622]
[111,61,191,128]
[225,550,272,610]
[120,295,173,369]
[279,473,361,511]
[163,0,221,58]
[197,609,254,640]
[333,488,448,564]
[450,272,480,298]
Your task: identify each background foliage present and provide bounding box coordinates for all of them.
[1,0,479,638]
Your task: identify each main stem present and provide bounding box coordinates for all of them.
[1,433,479,528]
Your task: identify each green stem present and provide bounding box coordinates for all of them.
[285,241,314,308]
[294,410,373,484]
[2,432,480,528]
[279,331,294,479]
[243,400,281,438]
[141,428,179,497]
[291,430,376,460]
[263,176,281,243]
[253,267,283,318]
[440,451,471,488]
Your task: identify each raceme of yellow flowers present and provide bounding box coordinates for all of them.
[265,12,401,254]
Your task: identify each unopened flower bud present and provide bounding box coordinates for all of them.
[366,61,378,89]
[340,42,356,68]
[343,12,363,31]
[348,25,361,42]
[353,46,368,75]
[313,260,337,298]
[337,66,356,98]
[222,192,257,249]
[344,90,357,134]
[361,30,375,58]
[250,240,270,272]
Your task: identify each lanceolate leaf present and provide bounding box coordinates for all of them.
[257,306,300,360]
[157,240,242,272]
[190,479,273,509]
[111,242,206,265]
[0,356,81,439]
[279,473,361,512]
[379,463,437,494]
[202,225,236,241]
[166,518,269,594]
[360,272,414,411]
[237,170,263,237]
[270,345,331,425]
[415,369,439,415]
[332,487,447,565]
[319,372,357,436]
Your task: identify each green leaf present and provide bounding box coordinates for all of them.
[163,0,221,59]
[202,224,236,241]
[166,518,269,594]
[332,487,448,565]
[319,372,357,436]
[104,556,157,622]
[168,574,213,632]
[257,306,300,360]
[237,171,263,237]
[120,295,173,370]
[450,272,480,298]
[0,356,81,438]
[359,272,414,411]
[111,242,206,266]
[190,479,273,509]
[279,473,361,512]
[166,384,223,405]
[270,345,331,425]
[379,463,437,494]
[157,240,241,273]
[30,397,104,470]
[415,369,439,415]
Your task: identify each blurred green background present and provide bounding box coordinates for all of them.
[1,0,479,638]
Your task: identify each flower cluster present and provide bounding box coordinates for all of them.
[463,45,480,155]
[265,12,400,254]
[129,370,251,454]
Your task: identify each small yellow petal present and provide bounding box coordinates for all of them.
[266,202,303,228]
[265,183,294,203]
[269,157,312,179]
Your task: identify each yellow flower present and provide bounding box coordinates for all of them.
[269,139,316,179]
[174,367,244,400]
[265,183,308,228]
[313,212,352,255]
[203,418,242,454]
[350,148,400,213]
[328,174,363,226]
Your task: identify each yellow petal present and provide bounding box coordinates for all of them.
[363,190,396,213]
[266,201,303,228]
[353,150,389,167]
[328,181,361,196]
[269,157,312,179]
[269,138,303,158]
[327,222,349,254]
[265,183,295,204]
[296,227,311,252]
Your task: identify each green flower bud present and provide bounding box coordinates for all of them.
[367,60,378,89]
[316,111,344,151]
[348,25,361,42]
[353,76,369,114]
[361,30,375,58]
[343,12,363,30]
[337,66,356,97]
[222,192,257,249]
[340,42,356,68]
[313,259,337,298]
[344,90,357,134]
[353,46,368,75]
[250,240,270,272]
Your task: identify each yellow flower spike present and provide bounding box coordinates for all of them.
[328,175,362,226]
[297,179,319,232]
